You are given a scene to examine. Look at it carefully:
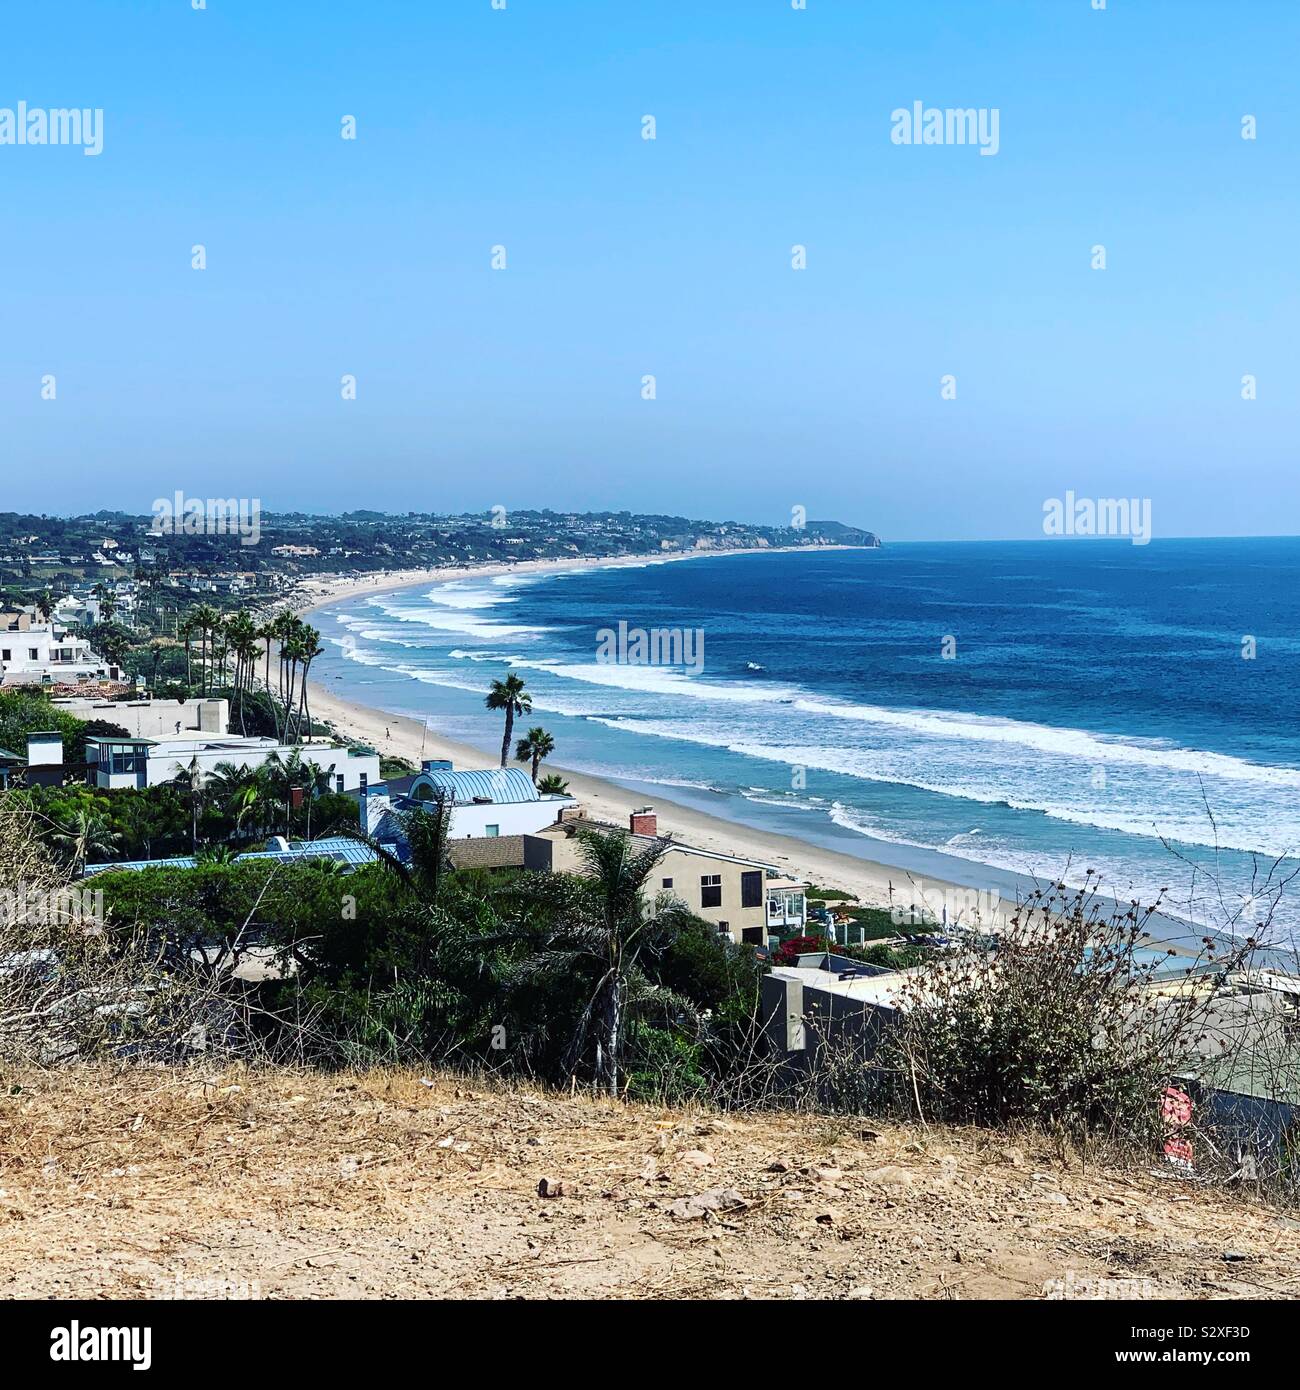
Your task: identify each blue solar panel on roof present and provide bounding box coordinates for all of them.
[81,839,377,874]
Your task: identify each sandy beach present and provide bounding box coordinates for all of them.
[289,548,1003,918]
[269,549,1275,962]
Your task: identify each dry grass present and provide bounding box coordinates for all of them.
[2,1062,1299,1300]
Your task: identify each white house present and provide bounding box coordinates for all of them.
[0,618,122,686]
[360,761,577,842]
[85,733,380,792]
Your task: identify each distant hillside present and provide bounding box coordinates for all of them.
[805,520,881,546]
[0,508,882,588]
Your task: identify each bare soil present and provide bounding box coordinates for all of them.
[1,1066,1296,1300]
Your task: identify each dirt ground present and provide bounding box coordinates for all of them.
[1,1066,1297,1301]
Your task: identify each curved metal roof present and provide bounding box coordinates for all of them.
[412,766,539,805]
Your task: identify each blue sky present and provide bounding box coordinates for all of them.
[1,0,1297,540]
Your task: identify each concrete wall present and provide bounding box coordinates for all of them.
[52,696,229,738]
[760,969,899,1075]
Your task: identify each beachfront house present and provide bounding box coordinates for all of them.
[354,761,578,847]
[535,807,808,946]
[81,733,380,792]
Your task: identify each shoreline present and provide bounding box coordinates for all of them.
[289,550,1271,961]
[287,543,862,615]
[290,545,997,915]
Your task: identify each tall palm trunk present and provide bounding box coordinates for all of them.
[500,706,515,768]
[300,662,314,740]
[264,639,280,742]
[596,973,623,1098]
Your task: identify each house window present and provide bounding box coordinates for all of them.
[742,926,764,945]
[28,648,39,661]
[485,824,500,837]
[740,870,763,909]
[1,649,9,661]
[700,873,722,909]
[662,877,673,889]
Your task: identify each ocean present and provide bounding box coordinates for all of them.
[312,540,1300,944]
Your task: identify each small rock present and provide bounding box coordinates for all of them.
[667,1187,747,1221]
[536,1176,565,1198]
[863,1165,915,1192]
[998,1147,1025,1168]
[680,1150,714,1168]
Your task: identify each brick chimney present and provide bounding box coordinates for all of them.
[630,806,657,837]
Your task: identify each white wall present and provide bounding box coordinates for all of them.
[448,797,572,839]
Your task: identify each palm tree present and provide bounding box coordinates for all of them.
[177,613,196,688]
[96,625,130,671]
[196,844,239,865]
[223,611,260,734]
[400,798,454,901]
[485,673,531,768]
[295,625,325,742]
[190,604,221,695]
[536,773,570,796]
[297,758,332,838]
[36,591,54,622]
[256,617,277,729]
[171,755,211,852]
[271,612,307,743]
[513,829,696,1097]
[146,638,165,692]
[208,760,270,839]
[514,726,555,784]
[92,580,119,624]
[263,748,314,833]
[52,809,120,871]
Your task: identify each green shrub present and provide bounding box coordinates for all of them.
[625,1022,709,1105]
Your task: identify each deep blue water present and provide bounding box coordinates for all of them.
[314,541,1300,942]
